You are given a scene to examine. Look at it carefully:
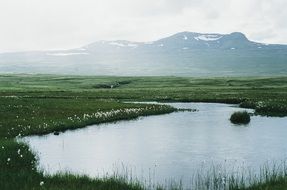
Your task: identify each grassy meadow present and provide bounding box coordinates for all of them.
[1,74,286,116]
[1,74,287,190]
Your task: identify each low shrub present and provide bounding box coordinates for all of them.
[230,111,250,124]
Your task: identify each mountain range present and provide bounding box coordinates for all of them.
[1,32,287,76]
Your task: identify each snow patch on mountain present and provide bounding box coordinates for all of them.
[109,42,138,48]
[46,52,89,56]
[194,34,223,41]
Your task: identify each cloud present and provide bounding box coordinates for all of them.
[0,0,286,52]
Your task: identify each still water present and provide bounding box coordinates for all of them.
[22,103,287,187]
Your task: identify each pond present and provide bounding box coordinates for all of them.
[22,103,287,187]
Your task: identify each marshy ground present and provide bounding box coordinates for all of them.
[1,75,287,190]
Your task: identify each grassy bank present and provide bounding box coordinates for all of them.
[0,97,175,138]
[1,74,287,189]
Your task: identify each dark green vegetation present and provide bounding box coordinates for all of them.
[230,111,251,124]
[1,74,287,190]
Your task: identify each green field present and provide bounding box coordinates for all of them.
[1,74,287,190]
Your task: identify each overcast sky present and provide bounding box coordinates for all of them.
[0,0,286,52]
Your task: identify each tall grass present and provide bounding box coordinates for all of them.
[157,161,287,190]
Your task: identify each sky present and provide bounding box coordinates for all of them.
[0,0,287,52]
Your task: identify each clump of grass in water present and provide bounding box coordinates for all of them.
[230,111,250,125]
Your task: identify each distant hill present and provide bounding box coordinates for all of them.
[0,32,287,76]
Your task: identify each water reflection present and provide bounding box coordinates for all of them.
[22,103,287,187]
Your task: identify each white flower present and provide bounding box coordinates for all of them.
[40,181,44,186]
